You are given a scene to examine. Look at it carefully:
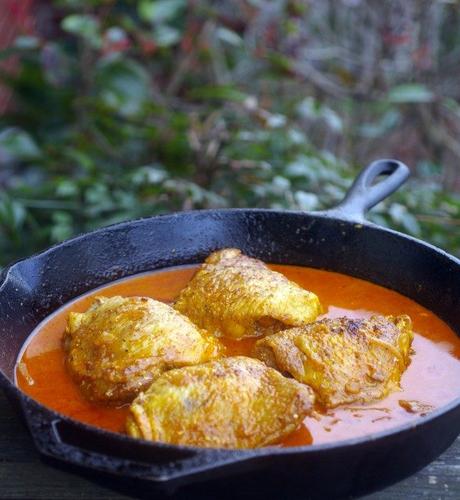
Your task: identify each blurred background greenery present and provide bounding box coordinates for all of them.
[0,0,459,267]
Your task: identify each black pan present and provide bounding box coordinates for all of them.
[1,159,459,499]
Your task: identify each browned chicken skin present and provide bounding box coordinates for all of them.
[174,248,322,339]
[63,296,222,404]
[126,356,315,448]
[253,315,413,407]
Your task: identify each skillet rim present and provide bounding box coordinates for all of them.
[1,206,459,282]
[2,206,460,461]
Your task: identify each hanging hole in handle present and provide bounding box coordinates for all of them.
[327,159,410,222]
[370,173,392,187]
[360,160,410,205]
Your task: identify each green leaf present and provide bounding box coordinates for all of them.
[386,84,434,104]
[267,52,292,74]
[13,35,40,49]
[0,196,26,230]
[265,113,287,128]
[104,26,128,44]
[138,0,186,24]
[0,128,41,162]
[217,27,243,46]
[132,165,167,185]
[358,109,400,138]
[50,211,74,242]
[295,191,319,211]
[55,179,79,198]
[61,14,101,48]
[153,25,181,47]
[388,203,422,235]
[189,85,247,102]
[272,175,291,193]
[297,97,320,119]
[322,108,343,132]
[95,57,151,117]
[297,98,343,131]
[0,36,40,61]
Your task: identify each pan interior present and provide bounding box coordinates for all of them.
[1,209,459,380]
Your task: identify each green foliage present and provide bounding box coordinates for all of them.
[95,57,151,117]
[0,0,459,268]
[0,128,41,161]
[386,84,434,104]
[61,14,101,48]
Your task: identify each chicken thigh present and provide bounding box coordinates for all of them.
[253,315,413,407]
[174,248,321,339]
[126,356,315,448]
[64,296,221,404]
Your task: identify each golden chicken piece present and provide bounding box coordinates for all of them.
[253,315,413,407]
[126,356,315,448]
[63,296,221,404]
[174,248,322,339]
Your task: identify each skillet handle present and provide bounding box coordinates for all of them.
[22,398,255,484]
[326,159,410,222]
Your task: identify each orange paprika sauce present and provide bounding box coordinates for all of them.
[15,265,460,447]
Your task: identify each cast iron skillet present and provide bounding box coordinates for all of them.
[0,159,459,499]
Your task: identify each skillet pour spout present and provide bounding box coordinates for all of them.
[0,158,459,499]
